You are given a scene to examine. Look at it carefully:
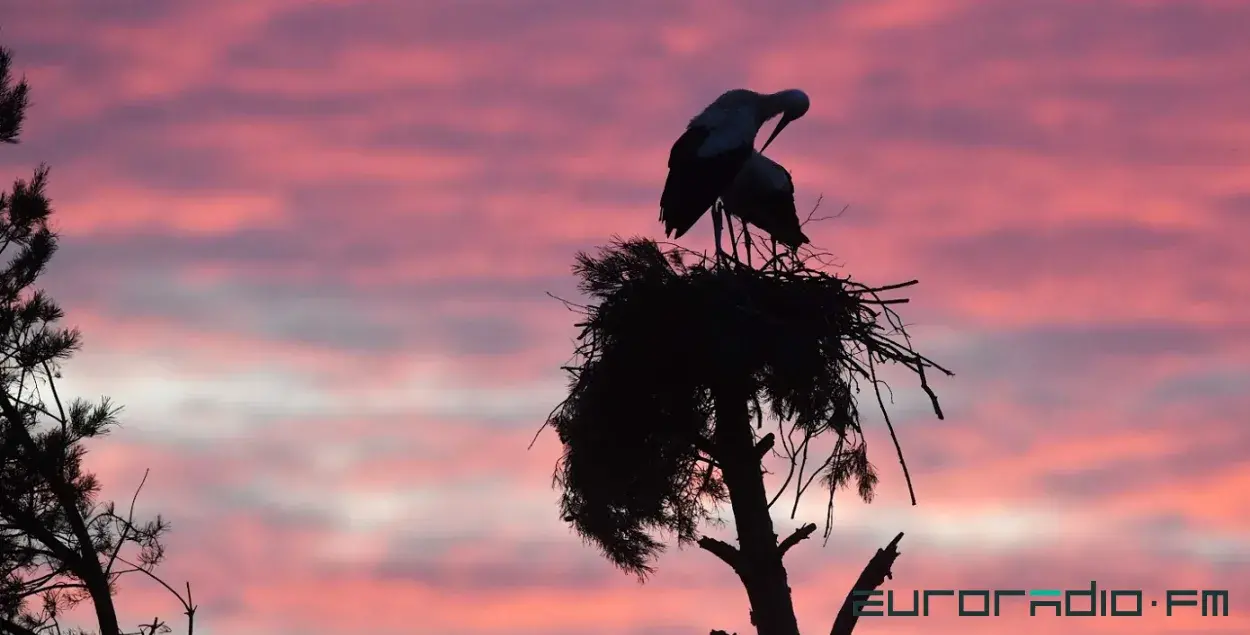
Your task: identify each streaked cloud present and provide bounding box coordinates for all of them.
[3,0,1247,633]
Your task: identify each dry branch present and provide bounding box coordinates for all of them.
[697,536,740,571]
[778,523,818,558]
[830,532,904,635]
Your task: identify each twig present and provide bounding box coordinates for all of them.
[544,291,588,312]
[916,363,944,420]
[802,195,826,224]
[40,360,68,425]
[105,469,150,576]
[184,582,196,635]
[778,523,818,557]
[844,280,919,295]
[789,430,812,519]
[767,423,801,509]
[112,556,196,635]
[869,359,916,506]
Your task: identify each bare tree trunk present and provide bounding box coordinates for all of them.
[712,386,801,635]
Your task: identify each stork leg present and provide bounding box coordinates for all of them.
[743,225,754,268]
[725,210,741,262]
[711,202,726,263]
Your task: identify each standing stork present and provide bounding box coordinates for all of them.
[721,150,809,256]
[659,88,809,255]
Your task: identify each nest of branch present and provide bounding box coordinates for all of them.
[544,237,950,577]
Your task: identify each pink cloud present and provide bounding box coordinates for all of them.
[2,0,1248,633]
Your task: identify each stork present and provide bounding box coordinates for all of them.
[659,88,809,256]
[720,150,809,258]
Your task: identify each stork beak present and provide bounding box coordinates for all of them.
[760,114,794,152]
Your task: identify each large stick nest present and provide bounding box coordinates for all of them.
[540,237,951,577]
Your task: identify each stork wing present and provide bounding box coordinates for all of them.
[720,151,808,249]
[731,152,794,198]
[660,126,751,238]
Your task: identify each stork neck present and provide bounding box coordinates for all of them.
[762,94,803,127]
[757,96,785,124]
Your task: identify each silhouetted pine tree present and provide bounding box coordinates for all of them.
[0,44,195,635]
[541,235,950,635]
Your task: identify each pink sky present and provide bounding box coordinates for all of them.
[2,1,1248,633]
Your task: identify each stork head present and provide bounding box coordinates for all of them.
[759,89,810,152]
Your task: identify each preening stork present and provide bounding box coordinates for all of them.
[659,88,809,254]
[720,150,809,252]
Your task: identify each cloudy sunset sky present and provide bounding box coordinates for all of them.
[2,0,1248,634]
